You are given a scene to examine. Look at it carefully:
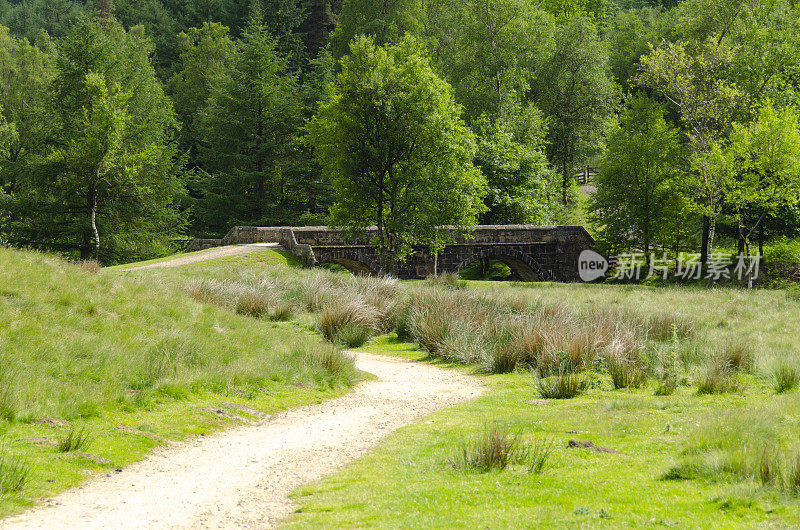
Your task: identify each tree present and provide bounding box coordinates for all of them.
[195,17,302,233]
[718,103,800,259]
[168,22,236,156]
[6,20,185,263]
[307,35,486,269]
[473,111,561,225]
[329,0,423,58]
[637,38,744,265]
[424,0,556,121]
[533,16,619,204]
[590,95,686,256]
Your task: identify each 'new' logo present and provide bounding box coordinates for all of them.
[578,250,608,282]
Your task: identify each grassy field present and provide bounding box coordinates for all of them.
[0,247,359,517]
[4,243,800,527]
[281,282,800,528]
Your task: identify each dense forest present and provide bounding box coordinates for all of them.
[0,0,798,266]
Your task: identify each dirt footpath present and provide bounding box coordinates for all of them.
[120,244,279,271]
[2,352,482,529]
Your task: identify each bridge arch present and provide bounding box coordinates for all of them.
[316,254,379,276]
[455,248,551,282]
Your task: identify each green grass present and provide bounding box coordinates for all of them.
[282,279,800,528]
[7,243,800,526]
[0,247,358,516]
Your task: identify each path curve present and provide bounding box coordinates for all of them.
[120,244,279,271]
[2,352,482,529]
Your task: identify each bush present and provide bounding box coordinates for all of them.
[537,371,587,399]
[0,453,28,494]
[765,238,800,265]
[774,363,800,394]
[448,424,520,472]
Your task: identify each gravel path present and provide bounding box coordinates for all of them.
[2,352,482,529]
[120,244,279,271]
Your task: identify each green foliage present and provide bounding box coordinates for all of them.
[590,95,687,254]
[719,103,800,255]
[2,20,186,264]
[308,35,486,268]
[195,19,302,233]
[473,114,562,225]
[533,16,619,204]
[329,0,422,57]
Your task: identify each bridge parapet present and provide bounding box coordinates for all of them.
[185,225,596,282]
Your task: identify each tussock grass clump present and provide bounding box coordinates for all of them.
[320,299,379,347]
[287,346,357,383]
[537,371,587,399]
[235,292,272,318]
[647,312,695,341]
[774,363,800,394]
[696,362,740,395]
[408,303,454,354]
[57,426,91,453]
[436,322,488,365]
[78,260,101,274]
[526,438,554,475]
[785,454,800,494]
[0,454,28,495]
[718,340,753,372]
[448,424,520,473]
[604,329,647,389]
[425,273,466,290]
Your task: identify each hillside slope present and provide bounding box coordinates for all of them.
[0,247,358,516]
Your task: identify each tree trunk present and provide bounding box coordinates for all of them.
[758,225,765,265]
[700,216,710,268]
[89,180,100,261]
[561,162,569,205]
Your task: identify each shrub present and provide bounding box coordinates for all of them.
[319,299,379,347]
[57,426,91,453]
[696,362,739,395]
[0,454,28,495]
[537,371,587,399]
[774,363,800,394]
[235,292,272,318]
[765,238,800,265]
[448,424,520,472]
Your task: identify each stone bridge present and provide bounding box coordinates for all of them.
[187,225,595,282]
